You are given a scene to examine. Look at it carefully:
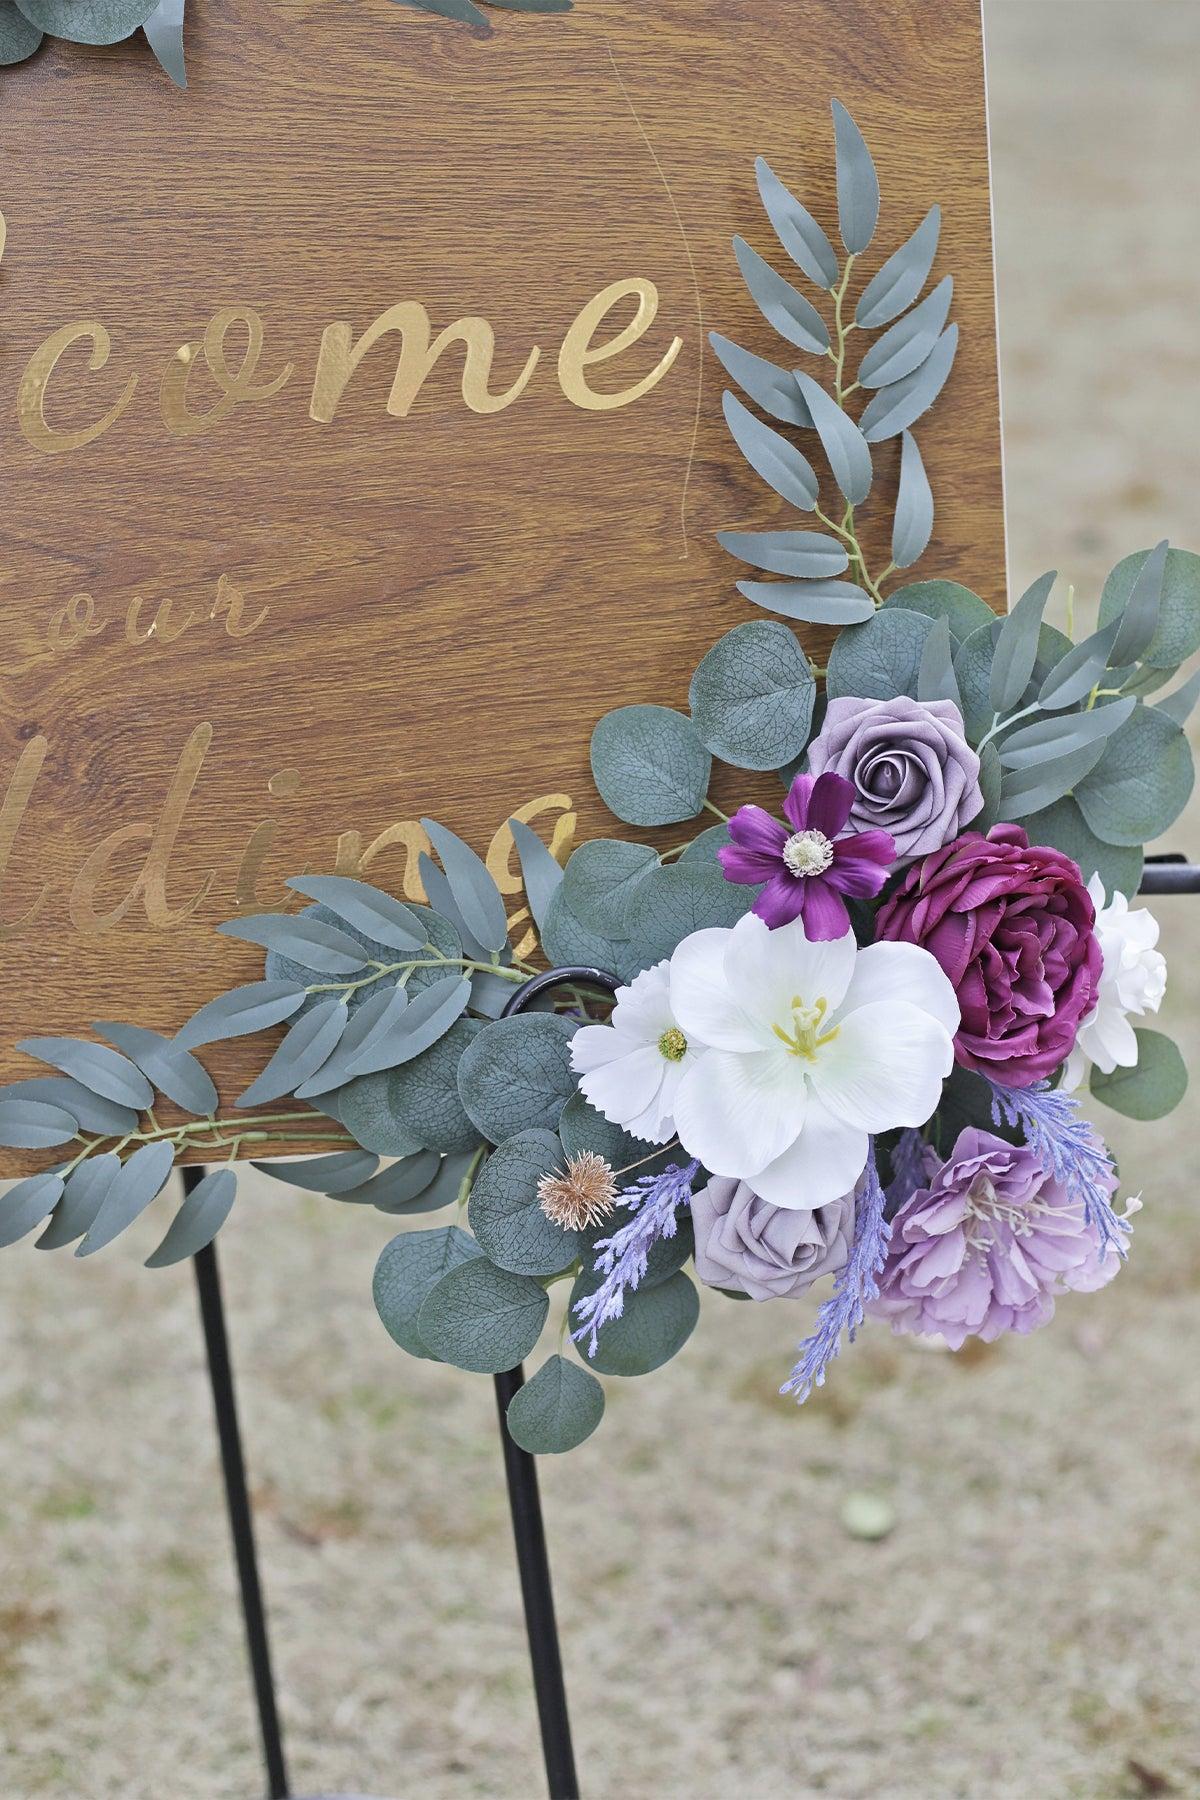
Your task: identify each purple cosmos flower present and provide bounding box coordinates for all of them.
[718,770,895,939]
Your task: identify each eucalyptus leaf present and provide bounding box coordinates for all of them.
[989,570,1057,713]
[92,1022,217,1116]
[76,1141,175,1258]
[508,821,564,932]
[733,236,831,353]
[883,579,994,642]
[561,840,657,938]
[538,886,640,986]
[340,1149,442,1212]
[0,1096,79,1150]
[1154,669,1200,727]
[689,621,815,772]
[145,1169,237,1268]
[997,739,1109,820]
[285,875,425,951]
[590,705,711,828]
[16,1036,154,1110]
[418,1257,549,1374]
[142,0,184,85]
[975,741,1002,834]
[36,1155,120,1252]
[794,372,872,506]
[421,818,509,954]
[625,864,753,968]
[337,1070,424,1157]
[737,579,874,626]
[859,325,958,442]
[1109,537,1168,667]
[340,974,471,1079]
[717,528,848,579]
[417,853,491,962]
[0,1173,64,1250]
[235,997,349,1107]
[721,391,819,512]
[468,1130,581,1276]
[890,430,934,570]
[1074,705,1195,846]
[999,696,1136,769]
[1017,797,1144,897]
[175,982,306,1051]
[290,984,405,1098]
[0,0,41,63]
[390,0,489,22]
[1090,1028,1188,1121]
[385,1018,485,1153]
[505,1356,605,1455]
[1099,546,1200,671]
[1036,617,1122,710]
[678,823,733,866]
[267,904,458,1017]
[571,1268,699,1377]
[377,1149,477,1215]
[557,1091,670,1183]
[858,278,953,388]
[826,606,935,701]
[831,99,879,254]
[253,1149,380,1195]
[707,333,813,426]
[916,617,960,706]
[855,206,940,327]
[17,0,159,44]
[458,1014,579,1142]
[754,155,839,289]
[217,912,369,975]
[373,1225,485,1362]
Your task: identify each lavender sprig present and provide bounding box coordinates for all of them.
[781,1148,890,1405]
[884,1126,928,1215]
[571,1161,699,1359]
[989,1079,1130,1257]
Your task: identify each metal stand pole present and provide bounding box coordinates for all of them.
[1139,853,1200,896]
[190,1168,291,1800]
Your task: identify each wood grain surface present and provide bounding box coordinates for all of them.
[0,0,1006,1159]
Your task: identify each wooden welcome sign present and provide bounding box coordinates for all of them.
[0,0,1005,1116]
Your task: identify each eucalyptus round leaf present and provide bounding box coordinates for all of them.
[468,1130,581,1275]
[538,885,642,986]
[457,1014,579,1143]
[384,1018,485,1153]
[1099,546,1200,671]
[1090,1028,1188,1122]
[418,1258,550,1374]
[0,0,41,62]
[373,1224,484,1361]
[557,1090,670,1182]
[1018,797,1144,898]
[826,606,935,702]
[337,1071,425,1157]
[570,1269,699,1377]
[678,822,732,866]
[583,1209,696,1292]
[625,863,754,969]
[689,621,815,772]
[883,580,995,644]
[1074,705,1195,846]
[16,0,159,44]
[561,840,658,938]
[590,706,711,828]
[506,1356,605,1455]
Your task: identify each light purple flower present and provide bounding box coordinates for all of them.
[718,770,894,938]
[691,1177,855,1301]
[868,1126,1120,1348]
[806,694,984,862]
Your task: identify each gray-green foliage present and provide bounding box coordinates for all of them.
[688,622,815,771]
[457,1014,579,1141]
[590,706,712,827]
[561,840,659,938]
[1090,1029,1188,1121]
[418,1257,550,1374]
[467,1130,580,1275]
[373,1225,484,1361]
[826,607,935,700]
[570,1269,699,1377]
[383,1018,485,1153]
[506,1356,605,1454]
[624,864,753,968]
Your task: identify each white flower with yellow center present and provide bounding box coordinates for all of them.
[570,960,695,1145]
[668,912,960,1210]
[1061,876,1168,1091]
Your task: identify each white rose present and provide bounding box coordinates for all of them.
[1061,876,1167,1091]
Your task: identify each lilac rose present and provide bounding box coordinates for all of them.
[806,694,984,861]
[691,1177,855,1301]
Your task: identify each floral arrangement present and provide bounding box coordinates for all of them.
[0,0,567,83]
[0,101,1196,1457]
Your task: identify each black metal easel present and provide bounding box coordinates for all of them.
[190,880,1197,1800]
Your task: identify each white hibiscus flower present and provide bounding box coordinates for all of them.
[569,960,696,1144]
[668,912,959,1210]
[1061,876,1168,1092]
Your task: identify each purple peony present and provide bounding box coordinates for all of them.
[869,1126,1119,1346]
[876,824,1101,1087]
[691,1176,855,1301]
[806,694,984,861]
[718,770,894,939]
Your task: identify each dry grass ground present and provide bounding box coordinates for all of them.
[3,3,1200,1796]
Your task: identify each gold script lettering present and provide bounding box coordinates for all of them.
[309,304,540,423]
[0,736,49,940]
[487,795,577,960]
[160,306,294,437]
[558,277,682,411]
[18,321,139,455]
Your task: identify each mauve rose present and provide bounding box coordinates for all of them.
[806,695,984,860]
[876,823,1102,1087]
[691,1177,855,1301]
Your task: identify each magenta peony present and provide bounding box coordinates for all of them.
[875,823,1101,1087]
[869,1126,1119,1347]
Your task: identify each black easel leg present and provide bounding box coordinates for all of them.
[190,1167,291,1800]
[494,1366,580,1800]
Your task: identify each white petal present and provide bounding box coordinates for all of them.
[670,928,764,1052]
[724,911,857,1029]
[672,1047,805,1177]
[812,1000,954,1131]
[751,1092,869,1210]
[578,1044,671,1141]
[610,960,676,1039]
[570,1022,633,1075]
[834,940,960,1037]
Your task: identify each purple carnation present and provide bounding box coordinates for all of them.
[691,1177,855,1301]
[868,1126,1119,1348]
[806,694,984,861]
[718,770,894,938]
